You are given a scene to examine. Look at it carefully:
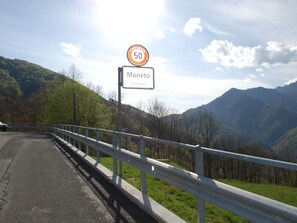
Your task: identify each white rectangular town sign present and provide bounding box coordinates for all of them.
[122,66,154,89]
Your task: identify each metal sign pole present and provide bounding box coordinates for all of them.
[118,67,122,133]
[117,67,123,177]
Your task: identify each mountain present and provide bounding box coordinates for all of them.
[0,56,67,97]
[0,56,70,123]
[245,87,297,113]
[180,82,297,156]
[276,81,297,103]
[203,87,297,145]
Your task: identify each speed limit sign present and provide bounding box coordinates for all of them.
[127,44,149,67]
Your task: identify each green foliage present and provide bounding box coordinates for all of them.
[0,56,67,97]
[273,127,297,161]
[0,56,67,122]
[44,82,113,128]
[0,68,22,121]
[0,68,22,99]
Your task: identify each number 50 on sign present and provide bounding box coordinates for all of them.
[127,45,149,67]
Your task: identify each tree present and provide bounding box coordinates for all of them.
[85,82,103,96]
[135,100,147,135]
[197,109,219,178]
[0,69,22,122]
[67,63,83,82]
[44,82,112,128]
[198,109,219,147]
[147,98,170,139]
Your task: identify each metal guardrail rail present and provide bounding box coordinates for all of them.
[48,124,297,223]
[8,124,297,222]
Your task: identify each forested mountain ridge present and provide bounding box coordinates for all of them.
[181,82,297,157]
[276,81,297,103]
[0,56,69,123]
[0,56,67,97]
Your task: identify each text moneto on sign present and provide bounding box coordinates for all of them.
[122,66,155,89]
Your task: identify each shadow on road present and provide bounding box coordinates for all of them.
[51,136,159,223]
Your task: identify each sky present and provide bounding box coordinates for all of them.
[1,0,297,112]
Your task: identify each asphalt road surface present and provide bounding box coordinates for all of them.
[0,132,158,223]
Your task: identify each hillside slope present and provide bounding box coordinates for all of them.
[0,56,69,122]
[179,81,297,155]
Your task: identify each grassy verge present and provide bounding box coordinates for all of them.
[219,179,297,207]
[95,157,296,223]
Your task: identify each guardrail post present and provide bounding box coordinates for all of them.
[119,133,123,178]
[195,145,205,223]
[139,136,147,194]
[78,126,81,150]
[112,132,118,175]
[117,132,123,178]
[96,129,100,163]
[72,126,76,147]
[62,125,65,140]
[69,126,71,144]
[86,127,89,155]
[67,125,69,143]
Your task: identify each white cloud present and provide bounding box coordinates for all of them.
[215,66,223,71]
[199,40,255,68]
[256,41,297,67]
[200,40,297,69]
[245,74,257,81]
[205,23,229,36]
[169,27,176,33]
[183,17,203,36]
[59,42,81,57]
[154,31,166,39]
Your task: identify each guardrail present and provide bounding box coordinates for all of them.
[51,124,297,223]
[14,124,297,223]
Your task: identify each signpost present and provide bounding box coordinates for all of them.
[117,44,154,181]
[118,44,155,133]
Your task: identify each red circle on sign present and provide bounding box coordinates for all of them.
[127,45,149,67]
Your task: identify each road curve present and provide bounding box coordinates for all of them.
[0,132,158,223]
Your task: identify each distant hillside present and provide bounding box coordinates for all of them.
[0,56,70,123]
[203,88,297,145]
[276,81,297,103]
[245,87,297,113]
[0,56,68,97]
[181,105,257,146]
[273,127,297,161]
[180,81,297,157]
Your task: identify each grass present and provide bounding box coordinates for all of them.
[219,179,297,207]
[95,157,297,223]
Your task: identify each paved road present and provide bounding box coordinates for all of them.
[0,132,158,223]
